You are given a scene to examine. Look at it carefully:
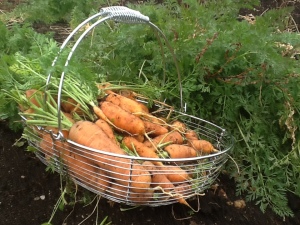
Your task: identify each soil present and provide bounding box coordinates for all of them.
[1,121,300,225]
[1,1,300,225]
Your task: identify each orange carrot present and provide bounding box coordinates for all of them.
[96,82,114,94]
[95,119,118,145]
[61,97,86,116]
[122,136,163,166]
[142,161,190,183]
[164,144,198,158]
[185,129,199,141]
[68,121,151,192]
[143,131,184,148]
[39,133,55,162]
[160,165,190,183]
[99,101,145,136]
[64,150,110,194]
[151,173,189,206]
[170,120,186,133]
[105,92,148,114]
[188,139,218,154]
[25,89,43,108]
[143,120,169,137]
[129,189,154,204]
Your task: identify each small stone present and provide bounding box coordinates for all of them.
[233,199,246,209]
[226,201,233,206]
[40,195,45,200]
[218,188,228,199]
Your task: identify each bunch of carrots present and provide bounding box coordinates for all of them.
[13,81,219,207]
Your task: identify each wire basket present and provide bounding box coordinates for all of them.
[23,6,234,207]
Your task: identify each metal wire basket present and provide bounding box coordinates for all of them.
[23,6,234,207]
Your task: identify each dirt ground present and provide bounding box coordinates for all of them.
[1,0,300,225]
[1,120,300,225]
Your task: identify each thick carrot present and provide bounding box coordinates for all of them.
[122,136,163,166]
[143,131,184,148]
[39,128,70,162]
[143,120,169,137]
[164,144,198,158]
[39,133,55,162]
[64,150,110,194]
[105,92,148,114]
[188,139,218,154]
[68,121,151,192]
[99,101,145,136]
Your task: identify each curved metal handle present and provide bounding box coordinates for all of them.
[47,6,183,138]
[99,6,150,23]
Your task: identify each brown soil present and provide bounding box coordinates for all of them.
[1,1,300,225]
[1,120,300,225]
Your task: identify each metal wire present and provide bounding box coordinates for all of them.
[24,6,234,207]
[25,102,233,206]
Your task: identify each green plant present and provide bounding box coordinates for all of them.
[1,0,299,219]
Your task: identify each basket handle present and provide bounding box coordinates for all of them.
[47,6,184,139]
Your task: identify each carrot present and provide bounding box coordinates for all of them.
[129,189,154,204]
[122,136,163,166]
[188,139,218,154]
[164,144,198,158]
[96,82,114,95]
[63,112,76,124]
[61,97,86,116]
[143,120,169,137]
[170,120,186,133]
[151,173,189,206]
[142,161,190,183]
[39,133,55,162]
[107,183,128,201]
[143,130,184,148]
[25,89,43,108]
[135,112,166,126]
[105,92,148,114]
[173,183,193,205]
[185,129,199,141]
[68,121,151,193]
[95,119,117,144]
[160,165,190,183]
[64,150,110,194]
[99,101,145,136]
[141,161,161,174]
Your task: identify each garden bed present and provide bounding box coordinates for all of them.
[1,120,299,225]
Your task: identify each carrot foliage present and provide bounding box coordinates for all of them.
[0,0,300,218]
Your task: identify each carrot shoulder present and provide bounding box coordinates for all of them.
[68,121,151,192]
[99,101,145,136]
[188,139,218,154]
[143,131,184,148]
[105,92,148,114]
[122,136,163,166]
[164,144,198,158]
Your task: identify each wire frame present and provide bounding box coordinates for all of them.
[22,6,234,206]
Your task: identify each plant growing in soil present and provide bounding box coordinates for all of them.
[1,0,300,220]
